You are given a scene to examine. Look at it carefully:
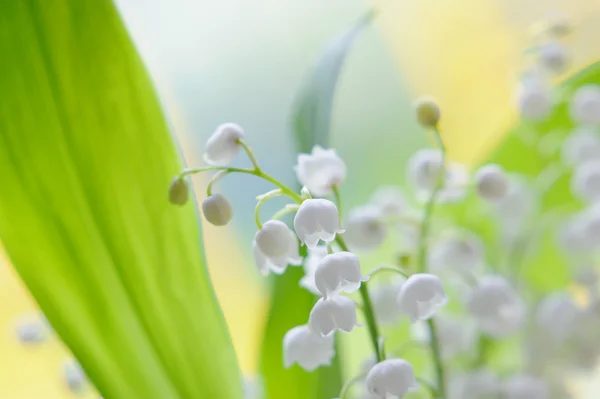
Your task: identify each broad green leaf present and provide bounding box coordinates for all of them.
[259,10,375,399]
[0,1,242,398]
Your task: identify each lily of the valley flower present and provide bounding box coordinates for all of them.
[314,251,369,298]
[295,146,346,196]
[299,246,328,295]
[518,77,552,121]
[570,84,600,125]
[429,233,483,274]
[561,126,600,167]
[397,273,447,323]
[371,281,405,325]
[293,199,343,248]
[253,221,301,276]
[344,205,387,251]
[571,160,600,202]
[370,186,407,217]
[202,193,234,226]
[283,325,335,371]
[407,148,445,193]
[203,123,245,165]
[366,358,419,399]
[309,296,357,335]
[535,293,580,341]
[474,164,510,201]
[539,41,569,74]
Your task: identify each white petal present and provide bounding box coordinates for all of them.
[203,123,244,166]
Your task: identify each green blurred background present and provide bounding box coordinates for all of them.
[2,0,600,397]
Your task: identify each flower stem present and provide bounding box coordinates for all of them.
[254,189,283,230]
[426,318,446,398]
[338,373,367,399]
[332,184,343,226]
[369,265,410,279]
[237,139,261,171]
[336,235,382,362]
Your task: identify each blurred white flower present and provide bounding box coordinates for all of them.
[314,251,369,298]
[436,316,478,359]
[407,148,445,193]
[397,274,447,323]
[293,199,343,249]
[503,375,550,399]
[539,41,569,74]
[309,296,357,335]
[366,359,419,399]
[15,314,49,344]
[561,126,600,167]
[253,220,301,276]
[493,177,537,225]
[371,280,404,325]
[571,160,600,202]
[63,360,86,393]
[518,78,552,121]
[574,266,598,290]
[474,164,510,201]
[370,186,407,217]
[439,162,470,203]
[467,276,525,338]
[450,369,499,399]
[203,123,244,165]
[535,293,580,341]
[344,205,387,251]
[283,325,335,371]
[299,246,328,295]
[202,193,234,226]
[570,84,600,125]
[429,233,483,274]
[295,146,346,196]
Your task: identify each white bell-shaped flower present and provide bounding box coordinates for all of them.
[370,186,407,217]
[314,251,369,297]
[253,221,301,276]
[309,296,357,335]
[467,276,525,337]
[293,199,343,249]
[397,274,447,323]
[366,358,419,399]
[299,246,328,295]
[561,126,600,167]
[283,325,335,371]
[539,41,569,74]
[474,164,510,201]
[295,146,346,196]
[570,84,600,125]
[503,375,550,399]
[429,234,483,274]
[344,206,387,251]
[535,293,580,341]
[450,370,499,399]
[407,148,445,193]
[571,160,600,202]
[518,78,552,121]
[202,194,234,226]
[371,281,404,325]
[203,123,244,166]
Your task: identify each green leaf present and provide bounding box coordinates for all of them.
[0,1,242,398]
[259,10,375,399]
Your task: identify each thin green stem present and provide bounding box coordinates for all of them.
[417,376,440,399]
[256,170,303,203]
[378,336,387,360]
[426,318,446,399]
[237,139,261,171]
[332,184,343,226]
[272,204,299,221]
[336,235,382,362]
[206,169,230,196]
[369,265,410,279]
[254,189,283,230]
[338,373,367,399]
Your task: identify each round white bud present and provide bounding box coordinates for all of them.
[201,193,233,226]
[253,220,301,276]
[570,84,600,125]
[295,146,346,196]
[293,199,343,249]
[561,126,600,167]
[15,315,48,344]
[314,251,369,298]
[344,205,387,251]
[414,97,441,127]
[539,41,569,74]
[475,164,510,201]
[571,160,600,202]
[366,358,419,398]
[203,123,244,166]
[168,177,189,206]
[309,296,357,335]
[397,273,447,323]
[283,325,335,371]
[535,293,580,341]
[407,148,445,193]
[518,80,552,121]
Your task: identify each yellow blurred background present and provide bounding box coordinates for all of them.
[2,0,600,397]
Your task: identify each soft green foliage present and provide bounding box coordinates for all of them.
[0,1,242,398]
[259,10,375,399]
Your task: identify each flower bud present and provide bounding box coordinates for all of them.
[204,123,244,166]
[570,84,600,126]
[397,274,447,323]
[309,296,357,335]
[414,97,440,127]
[518,79,552,121]
[168,177,189,206]
[202,193,233,226]
[474,164,510,201]
[539,41,569,74]
[366,358,419,398]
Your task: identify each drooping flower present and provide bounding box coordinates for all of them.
[397,274,447,323]
[314,251,369,298]
[539,41,569,74]
[293,199,343,248]
[283,325,335,371]
[429,233,484,274]
[503,375,550,399]
[295,146,346,196]
[203,123,245,165]
[344,205,387,251]
[474,164,510,201]
[309,296,357,335]
[535,293,580,341]
[202,193,234,226]
[517,77,552,121]
[369,186,407,217]
[467,276,525,338]
[570,84,600,125]
[366,359,419,399]
[253,220,301,276]
[299,246,328,295]
[571,160,600,202]
[561,126,600,167]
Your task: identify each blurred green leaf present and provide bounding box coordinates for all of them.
[0,1,242,398]
[259,10,375,399]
